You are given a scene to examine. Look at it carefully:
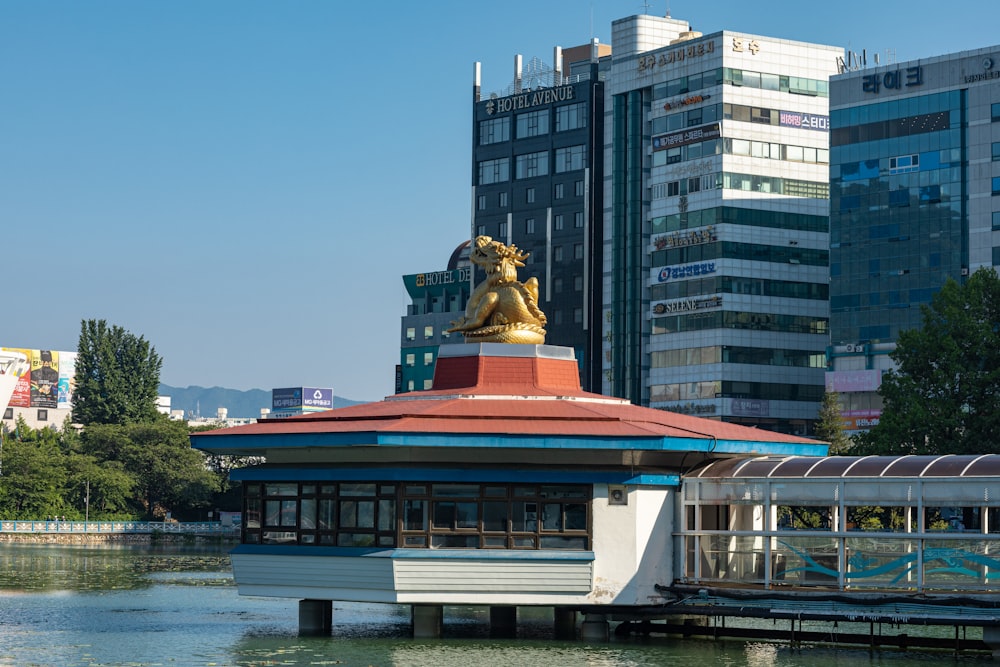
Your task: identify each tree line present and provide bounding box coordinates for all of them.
[0,320,241,521]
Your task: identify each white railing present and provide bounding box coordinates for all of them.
[0,520,239,535]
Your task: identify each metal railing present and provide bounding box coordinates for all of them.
[681,530,1000,592]
[0,520,239,535]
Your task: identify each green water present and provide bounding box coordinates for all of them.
[0,544,992,666]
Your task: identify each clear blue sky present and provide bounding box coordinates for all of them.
[3,1,997,402]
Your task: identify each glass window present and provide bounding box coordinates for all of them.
[575,180,584,196]
[993,212,1000,231]
[424,325,433,339]
[993,177,1000,195]
[554,183,564,199]
[499,191,508,207]
[573,243,583,259]
[516,109,549,138]
[499,221,508,237]
[477,195,486,210]
[992,142,1000,161]
[574,212,584,228]
[405,328,415,341]
[554,214,564,231]
[555,145,586,173]
[515,150,550,179]
[405,354,415,366]
[555,102,587,131]
[526,187,535,203]
[422,379,433,390]
[423,352,433,366]
[479,116,510,145]
[478,158,509,185]
[526,218,535,234]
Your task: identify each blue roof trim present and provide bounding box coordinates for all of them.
[230,467,680,485]
[194,431,826,457]
[231,544,594,561]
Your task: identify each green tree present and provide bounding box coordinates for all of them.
[856,267,1000,455]
[64,452,136,519]
[80,419,216,520]
[814,391,852,454]
[73,319,163,426]
[0,418,68,518]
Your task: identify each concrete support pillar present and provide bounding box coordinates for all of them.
[553,608,577,640]
[580,613,609,642]
[984,626,1000,658]
[489,606,517,638]
[298,599,332,636]
[411,604,444,639]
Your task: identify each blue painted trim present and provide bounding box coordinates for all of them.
[231,544,594,561]
[230,467,679,486]
[194,431,826,458]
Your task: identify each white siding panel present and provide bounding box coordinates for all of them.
[393,559,592,593]
[231,554,395,592]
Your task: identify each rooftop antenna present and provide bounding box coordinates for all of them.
[666,0,671,17]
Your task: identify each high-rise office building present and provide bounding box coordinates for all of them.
[603,14,841,435]
[471,42,611,392]
[827,45,1000,433]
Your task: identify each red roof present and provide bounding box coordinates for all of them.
[194,345,819,447]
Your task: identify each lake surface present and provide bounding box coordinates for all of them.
[0,543,993,666]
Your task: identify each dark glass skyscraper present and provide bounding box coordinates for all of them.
[471,43,611,392]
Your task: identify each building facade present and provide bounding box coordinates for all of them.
[472,42,611,392]
[602,15,842,436]
[1,347,76,430]
[398,242,472,393]
[827,45,1000,433]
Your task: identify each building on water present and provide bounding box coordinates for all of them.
[191,234,825,639]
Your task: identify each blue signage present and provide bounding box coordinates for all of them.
[272,387,333,410]
[655,261,717,283]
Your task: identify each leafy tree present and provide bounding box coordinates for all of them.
[81,418,216,520]
[73,319,163,426]
[856,267,1000,455]
[814,391,852,454]
[64,452,136,519]
[0,417,68,518]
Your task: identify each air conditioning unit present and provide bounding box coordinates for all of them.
[845,344,856,353]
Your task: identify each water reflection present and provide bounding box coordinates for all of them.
[0,544,995,667]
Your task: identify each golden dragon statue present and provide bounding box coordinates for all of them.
[447,235,547,344]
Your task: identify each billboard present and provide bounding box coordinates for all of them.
[2,348,77,410]
[272,387,333,412]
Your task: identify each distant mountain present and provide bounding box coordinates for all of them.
[159,384,366,419]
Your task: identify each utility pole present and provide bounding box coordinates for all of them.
[85,480,90,522]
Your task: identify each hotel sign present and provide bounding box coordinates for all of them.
[416,267,471,287]
[486,85,575,115]
[652,122,721,151]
